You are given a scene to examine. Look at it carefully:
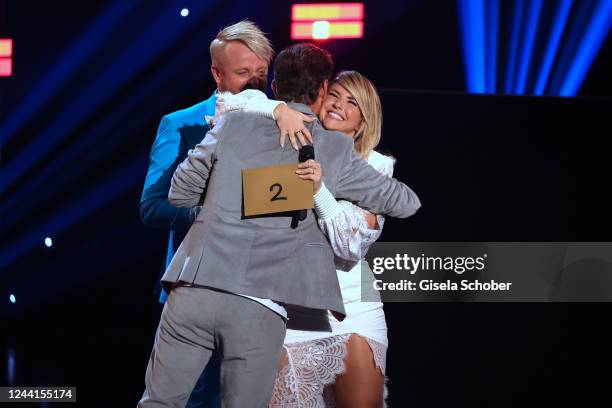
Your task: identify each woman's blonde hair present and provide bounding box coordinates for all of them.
[333,70,382,159]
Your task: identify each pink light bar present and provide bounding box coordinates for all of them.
[0,58,12,77]
[0,39,13,57]
[291,21,364,40]
[292,3,364,22]
[0,39,13,77]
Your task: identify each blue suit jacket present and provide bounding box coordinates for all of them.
[140,93,217,302]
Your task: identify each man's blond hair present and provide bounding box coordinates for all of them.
[210,20,274,65]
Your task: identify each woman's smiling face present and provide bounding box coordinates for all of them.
[320,82,362,138]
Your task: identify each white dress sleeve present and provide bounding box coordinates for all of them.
[206,90,286,127]
[314,151,395,263]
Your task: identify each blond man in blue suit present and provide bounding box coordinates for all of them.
[141,21,274,301]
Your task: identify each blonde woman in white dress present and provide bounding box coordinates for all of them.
[271,71,392,408]
[212,70,396,407]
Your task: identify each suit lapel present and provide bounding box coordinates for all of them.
[183,93,217,150]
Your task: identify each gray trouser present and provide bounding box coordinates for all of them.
[138,286,286,408]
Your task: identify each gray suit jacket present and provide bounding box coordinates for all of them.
[164,103,421,317]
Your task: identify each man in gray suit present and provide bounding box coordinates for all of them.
[138,43,421,407]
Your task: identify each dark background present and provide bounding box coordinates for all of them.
[1,1,611,407]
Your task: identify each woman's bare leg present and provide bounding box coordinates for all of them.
[333,334,385,408]
[277,347,288,371]
[269,347,290,406]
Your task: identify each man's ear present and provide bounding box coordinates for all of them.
[317,80,328,100]
[271,79,278,98]
[211,64,222,86]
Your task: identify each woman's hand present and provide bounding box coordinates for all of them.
[363,211,379,229]
[274,104,316,150]
[296,159,323,194]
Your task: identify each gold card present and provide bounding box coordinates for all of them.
[242,163,314,217]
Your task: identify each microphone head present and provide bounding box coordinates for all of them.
[299,145,315,162]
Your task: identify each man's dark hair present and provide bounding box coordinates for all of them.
[273,43,334,105]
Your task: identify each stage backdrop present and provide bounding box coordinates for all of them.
[1,91,611,406]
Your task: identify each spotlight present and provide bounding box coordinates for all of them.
[9,294,16,303]
[312,21,331,39]
[180,8,189,17]
[0,39,13,77]
[44,237,53,247]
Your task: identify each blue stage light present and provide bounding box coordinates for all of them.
[459,0,608,97]
[7,349,15,385]
[9,294,16,303]
[44,237,53,248]
[0,158,145,269]
[559,0,612,96]
[459,0,486,93]
[0,1,279,271]
[514,0,544,94]
[181,8,189,17]
[0,0,139,147]
[485,0,500,93]
[546,0,597,95]
[505,0,526,94]
[533,0,573,95]
[0,16,228,233]
[0,2,208,197]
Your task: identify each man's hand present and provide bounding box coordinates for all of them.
[274,104,315,150]
[296,159,323,194]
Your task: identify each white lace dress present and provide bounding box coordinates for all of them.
[270,150,395,408]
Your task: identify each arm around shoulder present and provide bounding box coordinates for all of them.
[168,120,221,208]
[335,147,421,218]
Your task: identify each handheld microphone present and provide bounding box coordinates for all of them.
[298,145,315,221]
[298,144,315,163]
